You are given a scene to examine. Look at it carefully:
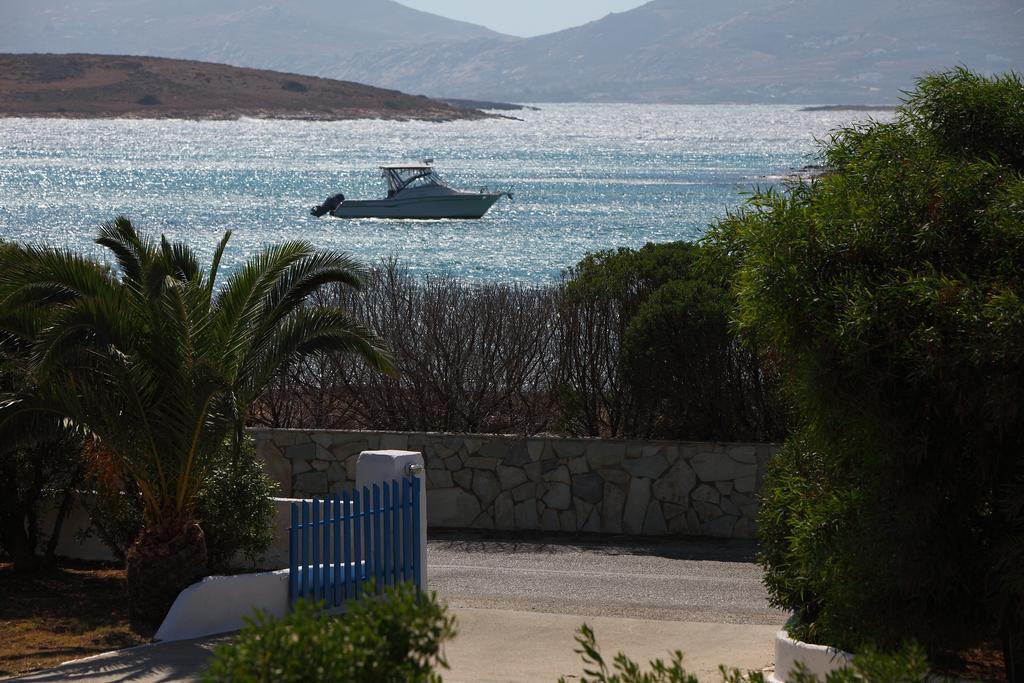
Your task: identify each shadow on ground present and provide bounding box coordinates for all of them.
[428,529,760,563]
[8,636,228,683]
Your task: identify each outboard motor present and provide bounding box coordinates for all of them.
[310,192,345,217]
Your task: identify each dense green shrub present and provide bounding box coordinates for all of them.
[195,440,278,572]
[85,438,278,572]
[80,469,144,562]
[204,585,456,683]
[706,67,1024,662]
[558,241,785,440]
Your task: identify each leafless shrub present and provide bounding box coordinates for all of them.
[252,260,561,434]
[251,260,786,440]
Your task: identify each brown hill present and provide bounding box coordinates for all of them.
[0,53,489,121]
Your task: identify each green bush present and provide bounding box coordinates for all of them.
[85,437,278,573]
[195,440,278,572]
[623,278,780,440]
[204,585,456,683]
[705,67,1024,660]
[558,241,785,440]
[80,468,144,562]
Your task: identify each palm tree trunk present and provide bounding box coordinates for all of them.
[125,517,207,632]
[0,513,39,571]
[45,463,84,559]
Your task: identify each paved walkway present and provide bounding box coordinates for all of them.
[444,608,779,682]
[9,607,779,682]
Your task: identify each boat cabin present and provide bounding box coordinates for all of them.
[380,164,449,197]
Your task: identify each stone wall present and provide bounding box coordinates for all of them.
[251,429,777,540]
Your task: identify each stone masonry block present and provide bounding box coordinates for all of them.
[691,450,753,482]
[542,483,571,510]
[624,454,669,479]
[428,487,481,527]
[572,472,604,505]
[494,492,515,530]
[727,445,757,464]
[472,470,501,505]
[623,478,651,534]
[642,501,668,535]
[293,471,328,495]
[453,469,473,490]
[285,442,316,461]
[497,465,528,490]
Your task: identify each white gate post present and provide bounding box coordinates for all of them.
[355,449,428,589]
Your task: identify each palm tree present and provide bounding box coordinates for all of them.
[0,217,393,629]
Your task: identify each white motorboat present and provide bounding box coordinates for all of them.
[311,161,511,219]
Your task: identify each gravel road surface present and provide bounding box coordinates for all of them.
[427,532,787,625]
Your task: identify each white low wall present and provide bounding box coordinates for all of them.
[34,493,397,573]
[35,493,119,563]
[33,493,295,570]
[155,569,291,641]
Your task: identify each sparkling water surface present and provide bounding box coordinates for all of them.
[0,104,887,283]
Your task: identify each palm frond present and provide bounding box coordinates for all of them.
[0,245,114,307]
[234,251,371,378]
[238,307,394,399]
[206,230,232,296]
[95,216,152,284]
[212,240,315,367]
[0,393,76,453]
[160,234,202,284]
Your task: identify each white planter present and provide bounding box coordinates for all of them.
[770,630,853,682]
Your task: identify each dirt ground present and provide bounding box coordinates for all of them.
[0,561,150,678]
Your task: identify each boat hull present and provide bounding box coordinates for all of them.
[331,192,502,219]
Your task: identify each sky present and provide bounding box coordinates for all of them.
[397,0,649,37]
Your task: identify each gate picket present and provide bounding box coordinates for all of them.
[287,476,421,609]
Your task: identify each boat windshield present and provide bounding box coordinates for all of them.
[381,166,448,194]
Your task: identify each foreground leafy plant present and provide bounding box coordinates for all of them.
[204,584,456,683]
[558,623,699,683]
[562,625,930,683]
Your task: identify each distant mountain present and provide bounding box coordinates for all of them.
[1,0,1021,103]
[0,0,511,90]
[332,0,1024,102]
[0,53,488,121]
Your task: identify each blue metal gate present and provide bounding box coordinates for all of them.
[288,476,421,607]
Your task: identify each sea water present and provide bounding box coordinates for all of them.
[0,104,888,283]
